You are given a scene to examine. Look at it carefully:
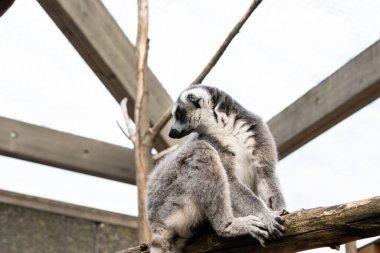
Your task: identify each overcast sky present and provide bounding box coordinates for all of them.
[0,0,379,252]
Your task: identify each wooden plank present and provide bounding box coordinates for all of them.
[0,189,137,228]
[0,116,136,184]
[269,40,380,159]
[0,0,15,17]
[36,0,176,150]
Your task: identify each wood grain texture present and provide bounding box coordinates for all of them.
[36,0,177,150]
[0,189,137,228]
[115,196,380,252]
[0,116,136,184]
[183,196,380,252]
[269,40,380,159]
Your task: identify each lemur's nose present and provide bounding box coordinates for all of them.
[169,128,181,139]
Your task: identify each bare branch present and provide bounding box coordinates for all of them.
[146,107,172,143]
[119,98,136,144]
[191,0,263,85]
[116,120,134,143]
[134,0,152,243]
[153,144,179,162]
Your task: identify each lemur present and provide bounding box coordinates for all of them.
[147,85,287,252]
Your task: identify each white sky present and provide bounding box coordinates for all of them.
[0,0,379,252]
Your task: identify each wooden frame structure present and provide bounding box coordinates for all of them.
[0,0,380,252]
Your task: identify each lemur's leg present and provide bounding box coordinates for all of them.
[150,223,176,253]
[186,142,270,246]
[229,178,285,239]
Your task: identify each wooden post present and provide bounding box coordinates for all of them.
[346,241,358,253]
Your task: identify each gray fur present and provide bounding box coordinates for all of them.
[148,85,286,252]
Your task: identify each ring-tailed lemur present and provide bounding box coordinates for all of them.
[148,85,286,252]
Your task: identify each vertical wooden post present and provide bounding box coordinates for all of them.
[135,0,152,243]
[345,241,358,253]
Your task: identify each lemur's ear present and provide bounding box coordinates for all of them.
[186,94,202,108]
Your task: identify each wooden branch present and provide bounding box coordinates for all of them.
[191,0,262,85]
[134,0,152,243]
[153,144,179,162]
[146,107,172,144]
[118,196,380,253]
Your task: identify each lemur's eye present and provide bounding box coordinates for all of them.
[175,109,182,119]
[192,100,201,109]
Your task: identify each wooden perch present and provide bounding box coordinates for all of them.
[118,196,380,253]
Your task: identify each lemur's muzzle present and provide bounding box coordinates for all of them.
[169,128,193,139]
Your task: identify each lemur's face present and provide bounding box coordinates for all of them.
[169,87,214,139]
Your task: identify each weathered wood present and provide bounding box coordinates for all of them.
[119,197,380,252]
[0,0,15,17]
[134,0,152,243]
[0,189,137,228]
[183,196,380,252]
[269,39,380,159]
[0,116,136,184]
[37,0,176,151]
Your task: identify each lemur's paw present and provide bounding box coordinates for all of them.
[262,213,285,240]
[272,209,289,217]
[239,216,270,247]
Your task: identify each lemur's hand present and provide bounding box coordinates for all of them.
[261,212,285,240]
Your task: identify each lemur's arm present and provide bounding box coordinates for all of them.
[228,177,285,239]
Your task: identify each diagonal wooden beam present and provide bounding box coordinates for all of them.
[37,0,176,150]
[0,116,136,184]
[269,40,380,159]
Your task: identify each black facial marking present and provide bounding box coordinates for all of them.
[213,110,218,123]
[175,106,187,123]
[247,124,257,132]
[221,117,226,126]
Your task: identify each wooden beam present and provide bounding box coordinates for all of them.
[0,0,15,17]
[269,40,380,159]
[0,116,136,184]
[37,0,176,150]
[0,189,137,228]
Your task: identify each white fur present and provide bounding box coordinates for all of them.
[180,88,211,107]
[208,112,257,188]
